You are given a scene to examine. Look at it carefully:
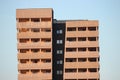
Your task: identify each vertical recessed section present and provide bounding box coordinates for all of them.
[52,22,66,80]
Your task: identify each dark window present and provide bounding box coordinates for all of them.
[88,37,96,41]
[31,38,40,42]
[65,69,77,73]
[88,68,97,72]
[66,58,77,62]
[66,48,77,52]
[78,58,87,62]
[41,69,51,73]
[20,49,29,53]
[31,49,39,53]
[31,69,40,73]
[31,18,40,22]
[31,59,39,63]
[41,49,51,53]
[88,47,96,51]
[78,68,87,72]
[19,39,29,43]
[78,37,86,41]
[41,28,51,32]
[78,27,86,31]
[41,18,51,22]
[88,58,97,62]
[78,48,86,52]
[67,27,76,31]
[88,27,96,31]
[67,37,76,42]
[20,59,29,63]
[19,18,29,22]
[41,59,51,63]
[31,28,40,32]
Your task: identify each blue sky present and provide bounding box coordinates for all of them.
[0,0,120,80]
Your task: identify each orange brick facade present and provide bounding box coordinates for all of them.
[16,8,100,80]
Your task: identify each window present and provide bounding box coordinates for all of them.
[57,60,63,64]
[78,27,86,31]
[66,58,77,62]
[88,58,97,62]
[88,68,97,72]
[57,30,63,34]
[20,59,29,63]
[19,28,29,32]
[41,18,51,22]
[57,50,63,54]
[31,69,40,74]
[78,58,87,62]
[67,27,76,31]
[66,48,76,52]
[88,27,96,31]
[41,38,51,42]
[88,37,96,41]
[67,37,76,42]
[41,28,51,32]
[41,69,51,73]
[31,18,40,22]
[19,39,29,43]
[31,59,40,63]
[31,28,40,32]
[20,70,29,74]
[57,40,63,44]
[19,18,29,22]
[78,48,86,52]
[78,68,87,72]
[41,59,51,63]
[31,38,40,42]
[88,47,96,51]
[57,70,62,75]
[78,37,86,41]
[65,68,77,73]
[31,49,40,53]
[20,49,29,53]
[41,49,51,53]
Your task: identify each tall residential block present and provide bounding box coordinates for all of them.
[16,8,100,80]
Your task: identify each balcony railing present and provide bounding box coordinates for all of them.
[17,22,52,28]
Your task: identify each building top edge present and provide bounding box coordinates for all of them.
[54,19,98,23]
[16,8,53,10]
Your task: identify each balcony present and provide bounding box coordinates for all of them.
[18,73,52,80]
[64,72,99,79]
[18,63,52,70]
[18,53,52,59]
[65,41,99,47]
[18,42,52,49]
[66,31,98,37]
[64,62,99,68]
[65,52,99,58]
[17,22,52,28]
[17,32,52,38]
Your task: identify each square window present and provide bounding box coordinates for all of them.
[57,50,63,54]
[57,40,63,44]
[56,30,62,34]
[57,70,62,75]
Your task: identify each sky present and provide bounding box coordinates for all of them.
[0,0,120,80]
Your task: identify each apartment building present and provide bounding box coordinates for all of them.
[16,8,100,80]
